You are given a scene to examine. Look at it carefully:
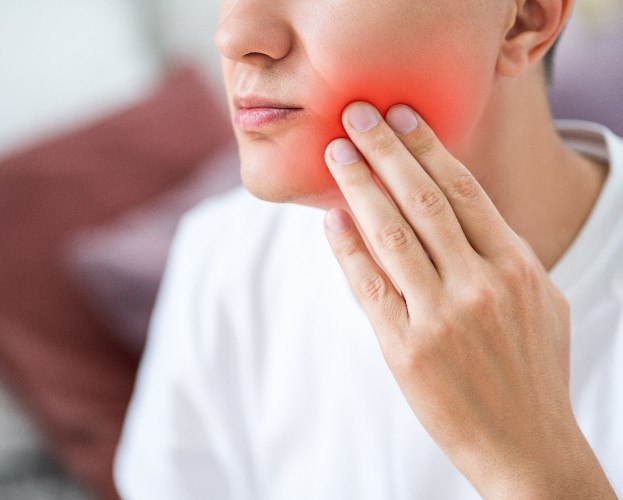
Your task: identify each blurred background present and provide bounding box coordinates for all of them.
[0,1,621,499]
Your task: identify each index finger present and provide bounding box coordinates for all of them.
[385,104,520,257]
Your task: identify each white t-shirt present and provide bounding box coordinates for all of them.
[115,121,623,499]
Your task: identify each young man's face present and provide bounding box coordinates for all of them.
[217,0,508,208]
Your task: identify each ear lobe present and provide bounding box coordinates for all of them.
[496,0,570,78]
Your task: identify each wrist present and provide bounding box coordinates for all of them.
[461,424,616,499]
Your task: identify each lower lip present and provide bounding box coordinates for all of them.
[235,108,303,131]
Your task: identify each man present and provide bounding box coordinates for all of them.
[115,0,621,497]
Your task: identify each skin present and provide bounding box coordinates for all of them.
[324,105,615,497]
[217,0,508,208]
[216,0,616,496]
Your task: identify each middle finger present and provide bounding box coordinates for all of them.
[342,102,475,279]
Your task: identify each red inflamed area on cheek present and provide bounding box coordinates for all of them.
[303,68,478,199]
[322,71,472,148]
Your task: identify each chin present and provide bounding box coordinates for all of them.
[237,137,346,210]
[240,160,345,210]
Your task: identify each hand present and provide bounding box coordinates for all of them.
[322,102,616,498]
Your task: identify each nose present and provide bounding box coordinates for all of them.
[215,1,293,65]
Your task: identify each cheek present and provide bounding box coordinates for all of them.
[314,54,488,198]
[235,41,492,208]
[312,44,491,156]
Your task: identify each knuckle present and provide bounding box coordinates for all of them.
[407,186,446,217]
[499,247,539,289]
[338,239,361,259]
[376,221,414,250]
[448,173,480,200]
[340,167,372,189]
[391,319,450,375]
[391,337,425,375]
[359,272,387,302]
[420,313,458,351]
[459,280,498,314]
[430,317,456,342]
[410,135,437,157]
[377,296,405,331]
[372,133,401,160]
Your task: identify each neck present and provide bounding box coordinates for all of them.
[455,65,608,271]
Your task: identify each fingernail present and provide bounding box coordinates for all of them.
[325,208,351,233]
[348,103,379,132]
[386,105,419,135]
[331,139,360,165]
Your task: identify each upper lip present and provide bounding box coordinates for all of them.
[234,94,302,110]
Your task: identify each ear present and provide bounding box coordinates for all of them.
[497,0,574,77]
